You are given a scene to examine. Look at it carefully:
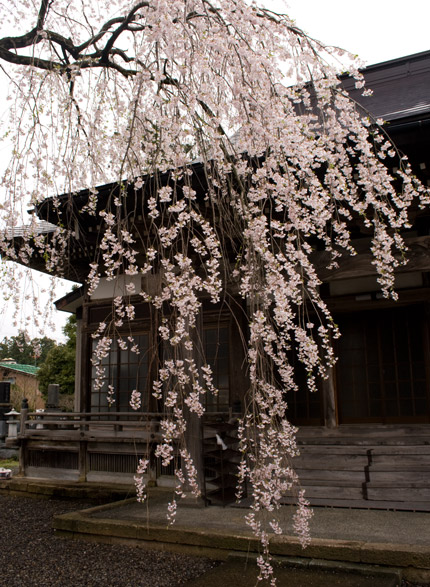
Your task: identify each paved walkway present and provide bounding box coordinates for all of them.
[88,492,430,545]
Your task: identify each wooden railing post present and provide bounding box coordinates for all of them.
[78,439,88,482]
[19,398,29,437]
[18,398,29,476]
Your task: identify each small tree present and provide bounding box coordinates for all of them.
[0,333,55,365]
[37,315,76,407]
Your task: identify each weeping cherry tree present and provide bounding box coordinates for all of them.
[0,1,428,582]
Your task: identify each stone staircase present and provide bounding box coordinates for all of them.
[282,425,430,511]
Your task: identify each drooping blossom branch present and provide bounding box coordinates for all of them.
[0,1,429,583]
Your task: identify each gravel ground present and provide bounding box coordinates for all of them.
[0,493,428,587]
[0,494,218,586]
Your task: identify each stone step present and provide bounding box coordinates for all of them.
[370,447,430,456]
[366,484,430,502]
[297,445,370,455]
[371,455,430,466]
[298,437,430,447]
[369,464,430,472]
[296,484,364,500]
[296,469,366,482]
[297,425,430,438]
[293,455,368,469]
[289,436,430,510]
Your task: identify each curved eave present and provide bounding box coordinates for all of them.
[34,159,209,227]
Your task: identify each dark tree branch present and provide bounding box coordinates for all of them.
[99,1,149,64]
[0,0,150,75]
[0,46,58,70]
[0,0,291,78]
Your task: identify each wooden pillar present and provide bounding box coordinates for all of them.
[182,312,205,498]
[229,299,248,413]
[18,440,26,477]
[19,399,29,436]
[80,302,90,413]
[322,366,337,428]
[74,315,83,412]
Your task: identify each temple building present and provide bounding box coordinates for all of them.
[10,50,430,509]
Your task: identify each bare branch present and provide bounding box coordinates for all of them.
[99,1,150,64]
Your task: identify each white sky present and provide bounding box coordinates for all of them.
[279,0,430,65]
[1,0,429,342]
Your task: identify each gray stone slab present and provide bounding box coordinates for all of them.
[89,496,430,547]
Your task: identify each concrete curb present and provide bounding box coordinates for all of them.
[53,501,430,581]
[185,557,402,587]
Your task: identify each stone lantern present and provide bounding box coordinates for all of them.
[5,408,20,440]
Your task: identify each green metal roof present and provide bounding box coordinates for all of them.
[0,362,39,375]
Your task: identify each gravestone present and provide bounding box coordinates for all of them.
[0,382,11,442]
[46,384,60,409]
